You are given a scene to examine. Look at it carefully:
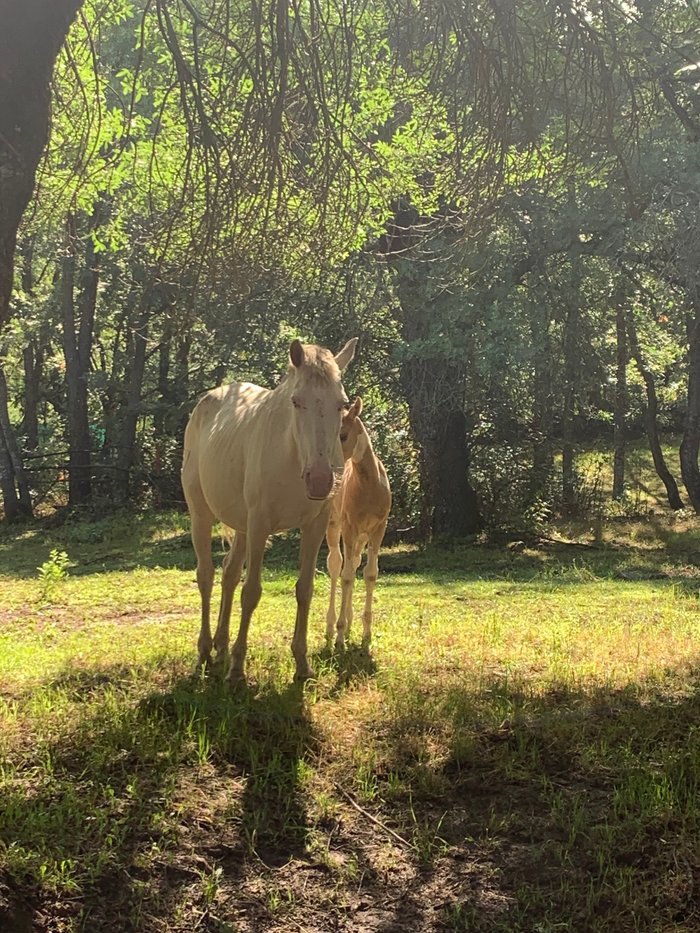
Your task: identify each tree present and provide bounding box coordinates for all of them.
[0,0,84,328]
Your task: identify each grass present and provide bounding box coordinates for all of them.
[3,504,700,931]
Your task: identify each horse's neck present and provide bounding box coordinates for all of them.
[351,427,380,482]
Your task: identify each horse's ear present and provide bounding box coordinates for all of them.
[290,339,305,368]
[348,396,362,419]
[335,337,358,372]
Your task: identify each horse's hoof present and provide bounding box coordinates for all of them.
[228,669,247,690]
[294,667,315,683]
[214,653,229,673]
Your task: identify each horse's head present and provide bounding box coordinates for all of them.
[340,396,363,460]
[288,337,357,499]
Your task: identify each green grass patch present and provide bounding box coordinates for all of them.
[2,509,700,930]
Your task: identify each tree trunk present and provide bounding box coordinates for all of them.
[561,301,579,514]
[0,0,84,329]
[170,330,194,448]
[114,308,149,502]
[0,365,32,517]
[393,260,483,538]
[101,314,127,461]
[23,341,41,450]
[398,354,482,538]
[432,406,482,537]
[154,336,171,439]
[530,300,554,498]
[626,312,684,511]
[612,301,627,500]
[61,214,99,506]
[561,182,582,516]
[0,421,20,520]
[680,310,700,512]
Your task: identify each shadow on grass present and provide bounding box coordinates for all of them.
[314,642,378,693]
[355,669,700,933]
[0,515,303,580]
[7,658,700,931]
[0,666,315,931]
[5,508,700,595]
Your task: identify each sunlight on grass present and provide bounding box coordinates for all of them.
[3,510,700,930]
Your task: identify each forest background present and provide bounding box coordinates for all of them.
[2,0,700,538]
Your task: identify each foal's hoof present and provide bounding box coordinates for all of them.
[294,666,315,683]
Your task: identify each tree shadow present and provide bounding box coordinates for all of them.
[5,509,700,589]
[1,665,315,931]
[8,656,700,931]
[350,668,700,932]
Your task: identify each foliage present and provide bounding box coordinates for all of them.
[3,0,700,532]
[36,548,71,603]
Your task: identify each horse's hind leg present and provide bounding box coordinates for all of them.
[230,520,268,685]
[336,532,363,650]
[213,530,246,667]
[189,510,216,669]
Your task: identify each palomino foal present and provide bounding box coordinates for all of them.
[326,398,392,650]
[182,338,357,683]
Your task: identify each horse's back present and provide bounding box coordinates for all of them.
[182,382,270,526]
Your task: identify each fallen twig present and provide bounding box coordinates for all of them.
[333,782,418,853]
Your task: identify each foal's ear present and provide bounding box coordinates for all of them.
[290,339,305,368]
[334,337,358,372]
[348,396,362,419]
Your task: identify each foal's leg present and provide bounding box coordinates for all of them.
[213,530,246,666]
[336,533,363,650]
[362,520,387,648]
[292,508,329,680]
[229,520,268,685]
[190,511,216,669]
[325,518,342,647]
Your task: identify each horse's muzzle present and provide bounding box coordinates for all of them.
[304,466,334,500]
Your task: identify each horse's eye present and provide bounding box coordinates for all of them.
[340,433,348,442]
[292,396,301,409]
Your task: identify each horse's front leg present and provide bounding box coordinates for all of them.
[229,520,268,686]
[336,532,362,650]
[293,508,330,681]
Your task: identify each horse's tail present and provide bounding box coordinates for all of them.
[220,524,235,550]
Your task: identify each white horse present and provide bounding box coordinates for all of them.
[182,338,357,683]
[326,398,392,650]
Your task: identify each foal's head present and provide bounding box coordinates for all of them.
[340,396,363,460]
[288,337,357,499]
